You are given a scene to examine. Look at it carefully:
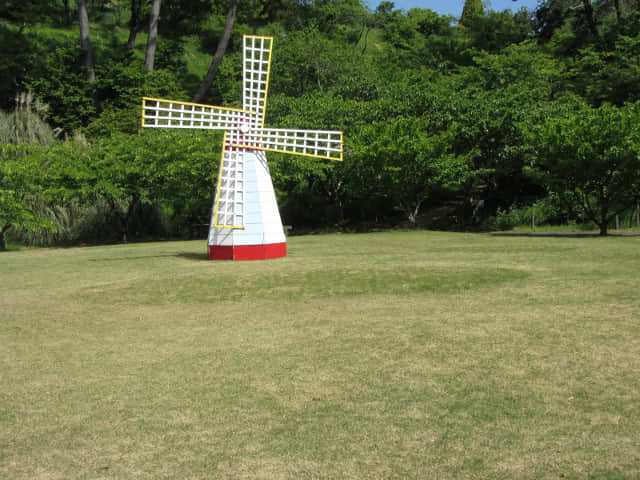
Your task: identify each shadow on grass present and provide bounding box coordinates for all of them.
[491,232,602,238]
[175,252,210,261]
[491,232,640,238]
[88,254,177,262]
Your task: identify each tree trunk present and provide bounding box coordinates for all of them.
[191,0,237,103]
[127,25,140,50]
[614,0,622,21]
[400,198,423,227]
[78,0,96,82]
[126,0,142,50]
[599,222,608,235]
[144,0,162,72]
[0,224,11,251]
[581,0,599,38]
[64,0,73,27]
[322,169,345,225]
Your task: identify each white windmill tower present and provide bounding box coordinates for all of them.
[141,35,343,260]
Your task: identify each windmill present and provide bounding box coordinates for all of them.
[141,35,343,260]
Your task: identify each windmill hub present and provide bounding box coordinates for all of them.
[239,122,251,134]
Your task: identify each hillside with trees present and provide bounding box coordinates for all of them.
[2,0,640,249]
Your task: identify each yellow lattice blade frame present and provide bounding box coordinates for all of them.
[229,129,343,161]
[212,132,246,229]
[142,97,257,130]
[243,35,273,127]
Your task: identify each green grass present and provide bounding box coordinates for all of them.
[1,231,640,479]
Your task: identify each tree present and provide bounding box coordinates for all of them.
[271,28,361,96]
[352,116,469,226]
[64,0,73,27]
[581,0,599,38]
[534,0,607,50]
[528,101,640,235]
[85,130,219,242]
[78,0,96,82]
[127,0,146,50]
[562,35,640,106]
[191,0,237,103]
[460,0,484,27]
[467,10,532,51]
[144,0,162,71]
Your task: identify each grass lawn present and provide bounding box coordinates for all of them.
[1,231,639,479]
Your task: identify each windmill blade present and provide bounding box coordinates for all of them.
[229,128,343,161]
[243,35,273,126]
[212,132,246,229]
[142,97,256,130]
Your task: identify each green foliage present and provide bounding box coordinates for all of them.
[0,0,65,24]
[0,144,57,249]
[460,0,484,27]
[80,130,220,241]
[526,100,640,234]
[24,44,97,133]
[271,27,363,96]
[562,35,640,106]
[350,115,470,225]
[493,193,581,229]
[159,0,215,37]
[467,10,532,52]
[2,127,220,247]
[3,0,640,244]
[0,24,32,111]
[534,0,579,43]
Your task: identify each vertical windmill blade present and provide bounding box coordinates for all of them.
[243,36,273,127]
[212,133,246,229]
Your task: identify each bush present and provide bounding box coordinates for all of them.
[493,195,573,230]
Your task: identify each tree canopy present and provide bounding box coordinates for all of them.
[2,0,640,249]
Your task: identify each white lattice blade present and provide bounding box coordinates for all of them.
[230,128,343,161]
[243,36,273,124]
[142,97,257,130]
[212,137,246,229]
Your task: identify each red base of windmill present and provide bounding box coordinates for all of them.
[208,242,286,260]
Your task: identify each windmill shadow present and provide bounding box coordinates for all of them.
[175,252,210,261]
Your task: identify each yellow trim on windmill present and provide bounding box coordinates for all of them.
[228,143,343,161]
[141,97,146,127]
[212,132,227,228]
[261,36,274,128]
[142,97,250,113]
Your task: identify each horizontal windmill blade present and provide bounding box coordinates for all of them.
[229,128,343,161]
[142,97,257,130]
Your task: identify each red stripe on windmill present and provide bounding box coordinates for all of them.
[142,35,343,260]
